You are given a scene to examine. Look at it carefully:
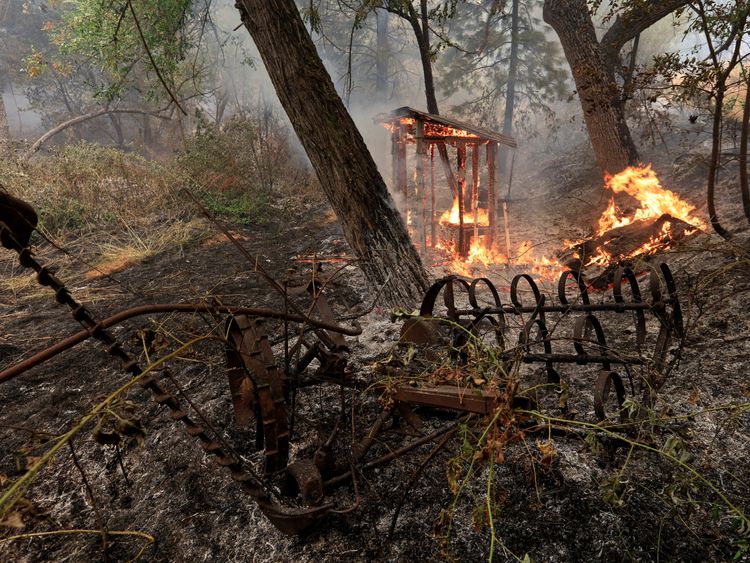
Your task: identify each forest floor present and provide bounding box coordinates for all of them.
[1,137,749,563]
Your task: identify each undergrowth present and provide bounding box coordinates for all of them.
[0,119,322,292]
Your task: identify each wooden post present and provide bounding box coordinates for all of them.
[391,128,399,196]
[430,145,436,247]
[397,121,408,214]
[502,152,515,263]
[487,142,496,248]
[457,143,467,257]
[472,144,479,241]
[416,121,427,254]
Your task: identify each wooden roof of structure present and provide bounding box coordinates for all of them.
[378,106,517,148]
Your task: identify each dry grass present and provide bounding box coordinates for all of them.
[87,217,209,279]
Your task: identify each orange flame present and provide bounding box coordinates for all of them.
[380,117,479,139]
[596,164,705,235]
[439,198,489,226]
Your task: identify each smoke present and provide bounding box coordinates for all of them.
[2,88,43,138]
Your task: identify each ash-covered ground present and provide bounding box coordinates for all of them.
[1,147,749,562]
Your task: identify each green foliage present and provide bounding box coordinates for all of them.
[51,0,194,103]
[629,1,749,108]
[177,110,308,224]
[195,189,269,225]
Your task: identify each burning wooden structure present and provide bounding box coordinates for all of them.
[378,107,516,258]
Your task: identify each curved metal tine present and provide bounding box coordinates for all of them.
[573,314,610,370]
[511,273,543,309]
[511,274,545,336]
[523,317,558,384]
[464,285,505,348]
[469,278,506,332]
[660,263,684,339]
[557,269,590,307]
[443,279,474,357]
[613,266,647,351]
[418,276,455,317]
[442,277,472,322]
[594,370,626,423]
[652,324,672,378]
[647,264,663,304]
[519,294,546,347]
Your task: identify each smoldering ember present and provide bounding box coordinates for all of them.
[0,2,749,563]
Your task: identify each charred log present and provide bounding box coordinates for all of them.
[560,214,698,277]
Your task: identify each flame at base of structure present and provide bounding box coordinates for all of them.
[425,164,704,281]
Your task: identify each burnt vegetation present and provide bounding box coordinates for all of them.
[1,1,750,562]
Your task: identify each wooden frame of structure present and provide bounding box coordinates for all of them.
[378,107,517,258]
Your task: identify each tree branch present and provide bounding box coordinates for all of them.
[600,0,689,68]
[25,108,172,159]
[127,0,187,115]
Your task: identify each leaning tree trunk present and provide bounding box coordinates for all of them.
[543,0,640,175]
[740,73,750,223]
[236,0,428,307]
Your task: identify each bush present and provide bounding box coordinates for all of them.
[177,108,323,223]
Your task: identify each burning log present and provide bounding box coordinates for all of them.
[560,213,699,274]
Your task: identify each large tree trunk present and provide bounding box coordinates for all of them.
[375,9,389,98]
[543,0,688,175]
[502,0,519,140]
[544,0,639,175]
[236,0,429,307]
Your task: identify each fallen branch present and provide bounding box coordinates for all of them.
[24,108,172,159]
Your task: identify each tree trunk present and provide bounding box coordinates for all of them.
[399,1,458,197]
[707,82,732,238]
[502,0,519,139]
[544,0,640,175]
[499,0,519,180]
[740,74,750,223]
[236,0,429,307]
[375,9,389,98]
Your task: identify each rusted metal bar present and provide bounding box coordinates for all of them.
[386,384,509,415]
[452,302,659,316]
[0,304,360,384]
[322,417,468,488]
[351,405,394,464]
[520,353,645,365]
